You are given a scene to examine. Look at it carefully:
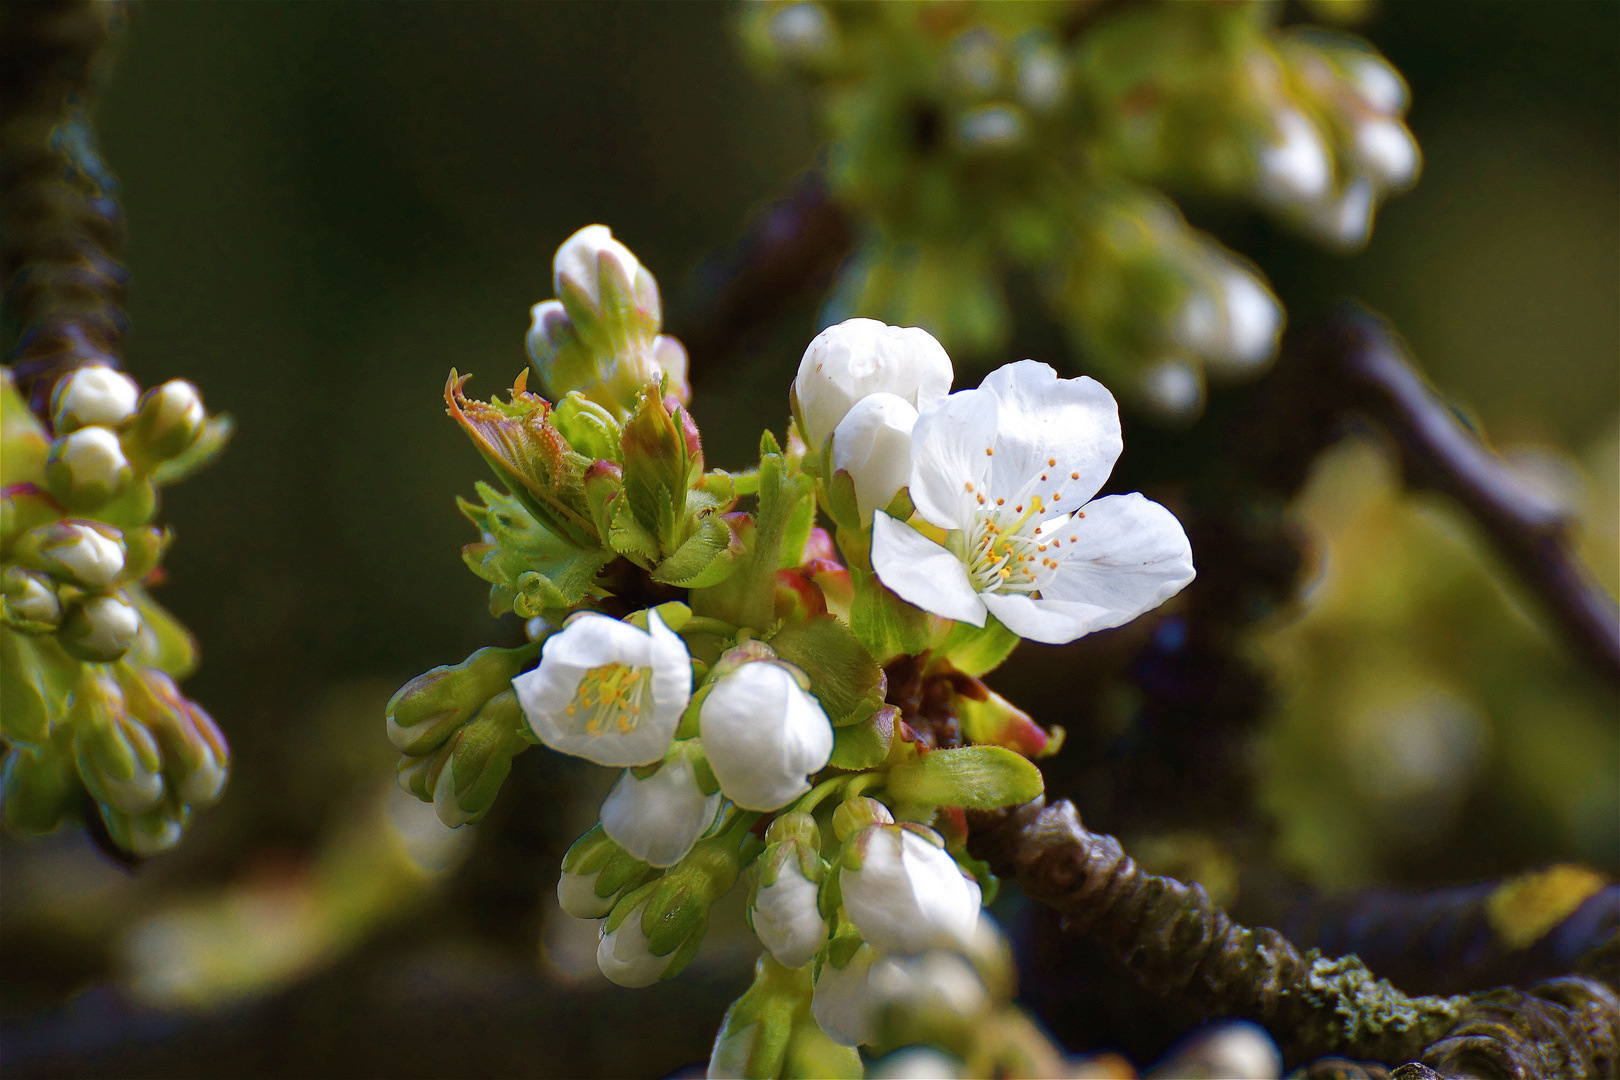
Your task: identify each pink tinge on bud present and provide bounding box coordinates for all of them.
[774,569,828,624]
[668,397,703,470]
[584,458,625,486]
[804,560,853,623]
[801,527,838,565]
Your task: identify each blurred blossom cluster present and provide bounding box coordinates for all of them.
[740,0,1418,419]
[2,364,232,856]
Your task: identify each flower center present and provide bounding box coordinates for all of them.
[966,496,1050,594]
[567,662,655,735]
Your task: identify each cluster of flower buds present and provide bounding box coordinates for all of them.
[741,1,1418,420]
[395,228,1197,1077]
[1,363,231,855]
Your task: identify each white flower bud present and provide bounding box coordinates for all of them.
[767,3,834,62]
[841,824,981,956]
[554,224,645,310]
[599,750,721,868]
[558,867,616,919]
[867,949,989,1023]
[4,570,62,627]
[1145,1020,1282,1080]
[40,522,126,586]
[1306,176,1375,249]
[750,852,828,969]
[956,105,1026,151]
[811,942,878,1047]
[1257,110,1331,206]
[525,299,573,370]
[130,380,206,462]
[51,365,139,432]
[49,425,131,503]
[794,319,953,450]
[870,1047,965,1080]
[830,392,918,523]
[1353,118,1418,189]
[1015,43,1067,112]
[1348,56,1407,116]
[700,661,833,812]
[597,900,675,988]
[60,594,141,662]
[513,610,692,767]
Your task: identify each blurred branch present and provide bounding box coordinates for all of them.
[0,0,130,415]
[674,171,854,386]
[1294,310,1620,686]
[968,799,1620,1078]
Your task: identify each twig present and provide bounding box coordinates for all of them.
[1294,310,1620,686]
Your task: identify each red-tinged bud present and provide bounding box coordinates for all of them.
[801,526,837,564]
[774,568,827,623]
[955,685,1053,759]
[805,560,853,621]
[584,458,625,541]
[668,396,704,477]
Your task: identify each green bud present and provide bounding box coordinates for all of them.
[124,379,206,468]
[621,385,692,555]
[58,593,141,662]
[119,525,173,586]
[429,688,530,827]
[123,668,230,807]
[100,800,188,858]
[71,671,166,814]
[2,484,62,547]
[636,827,747,968]
[0,627,65,744]
[832,794,894,842]
[551,392,624,462]
[1,730,81,835]
[45,425,133,511]
[386,640,541,756]
[558,823,659,919]
[3,567,63,631]
[708,954,811,1080]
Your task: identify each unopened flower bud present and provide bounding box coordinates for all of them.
[749,813,829,968]
[598,826,746,986]
[429,689,529,827]
[1306,176,1375,248]
[1347,55,1407,116]
[100,801,187,858]
[830,392,918,523]
[841,822,981,955]
[700,659,833,811]
[1176,267,1281,375]
[127,380,206,464]
[59,594,141,662]
[869,1047,965,1080]
[956,105,1026,151]
[72,673,165,813]
[558,823,658,919]
[387,641,540,756]
[793,319,953,451]
[27,520,125,587]
[811,941,879,1047]
[46,425,133,509]
[832,795,893,841]
[866,949,991,1048]
[1144,1020,1282,1080]
[554,224,652,315]
[1257,110,1331,206]
[51,364,140,433]
[1139,358,1204,423]
[3,567,62,630]
[765,2,834,63]
[1352,117,1418,189]
[526,299,575,373]
[599,743,721,868]
[709,954,837,1080]
[653,336,691,406]
[551,391,624,463]
[597,896,675,988]
[124,669,230,807]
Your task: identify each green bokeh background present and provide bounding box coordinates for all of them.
[2,1,1614,1074]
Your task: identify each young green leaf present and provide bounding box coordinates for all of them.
[769,614,886,727]
[884,745,1044,810]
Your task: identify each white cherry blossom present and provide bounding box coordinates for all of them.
[871,361,1195,645]
[513,610,691,767]
[699,660,833,811]
[793,318,952,450]
[598,746,721,868]
[749,850,828,968]
[840,823,981,956]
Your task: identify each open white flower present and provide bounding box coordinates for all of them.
[700,660,833,811]
[870,361,1195,645]
[830,392,918,522]
[513,610,691,767]
[599,745,721,868]
[840,823,981,956]
[793,318,952,450]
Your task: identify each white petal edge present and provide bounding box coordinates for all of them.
[979,360,1122,512]
[870,514,986,627]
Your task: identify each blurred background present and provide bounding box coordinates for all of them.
[2,1,1615,1076]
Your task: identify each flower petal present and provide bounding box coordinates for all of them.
[871,513,986,627]
[980,361,1122,511]
[598,753,721,867]
[906,388,999,530]
[831,392,919,522]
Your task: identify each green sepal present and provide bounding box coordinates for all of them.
[123,584,199,678]
[697,439,814,632]
[652,511,744,588]
[150,414,234,487]
[885,745,1044,811]
[827,706,896,770]
[0,727,81,834]
[0,367,50,486]
[608,496,662,566]
[710,954,813,1080]
[551,392,624,462]
[849,567,931,663]
[769,614,886,728]
[620,386,690,556]
[386,638,543,757]
[468,481,611,608]
[0,628,70,745]
[436,688,531,826]
[91,475,157,532]
[939,615,1020,677]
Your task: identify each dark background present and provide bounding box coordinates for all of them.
[2,2,1615,1076]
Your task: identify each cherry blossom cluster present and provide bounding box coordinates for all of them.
[387,226,1195,1078]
